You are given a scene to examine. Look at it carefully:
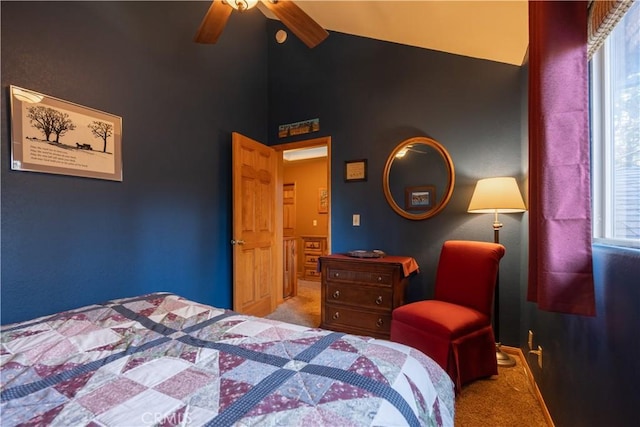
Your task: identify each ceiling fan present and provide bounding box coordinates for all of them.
[195,0,329,48]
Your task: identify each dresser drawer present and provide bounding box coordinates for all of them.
[325,267,393,286]
[305,254,320,264]
[304,240,322,250]
[325,282,393,310]
[323,303,391,335]
[304,268,321,278]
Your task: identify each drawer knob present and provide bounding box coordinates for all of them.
[376,318,384,327]
[375,296,383,305]
[377,276,383,282]
[334,272,340,278]
[333,312,340,320]
[333,290,340,299]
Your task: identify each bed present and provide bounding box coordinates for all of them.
[1,292,454,426]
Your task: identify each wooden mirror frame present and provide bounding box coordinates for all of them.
[382,136,455,220]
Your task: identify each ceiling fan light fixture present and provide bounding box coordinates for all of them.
[225,0,259,11]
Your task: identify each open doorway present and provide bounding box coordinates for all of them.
[269,136,331,327]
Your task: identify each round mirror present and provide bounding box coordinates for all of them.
[382,136,455,220]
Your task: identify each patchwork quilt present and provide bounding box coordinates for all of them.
[1,293,455,426]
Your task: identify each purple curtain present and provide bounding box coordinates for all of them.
[527,0,596,316]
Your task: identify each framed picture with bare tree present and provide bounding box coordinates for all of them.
[9,85,123,181]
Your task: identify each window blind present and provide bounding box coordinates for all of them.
[588,0,634,58]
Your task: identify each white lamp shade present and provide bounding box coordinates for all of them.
[468,177,526,213]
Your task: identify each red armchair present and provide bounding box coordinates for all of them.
[390,240,506,391]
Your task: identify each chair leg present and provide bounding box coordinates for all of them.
[451,344,462,393]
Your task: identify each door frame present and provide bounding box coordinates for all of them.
[273,136,331,305]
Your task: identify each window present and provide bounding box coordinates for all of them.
[590,1,640,248]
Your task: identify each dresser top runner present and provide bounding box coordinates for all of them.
[319,254,420,277]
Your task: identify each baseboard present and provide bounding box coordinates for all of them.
[502,346,555,427]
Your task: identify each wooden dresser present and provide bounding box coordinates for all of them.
[319,254,419,339]
[301,236,327,281]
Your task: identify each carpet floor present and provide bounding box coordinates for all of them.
[265,279,551,426]
[265,279,322,327]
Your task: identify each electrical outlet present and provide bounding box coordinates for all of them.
[528,330,534,350]
[352,214,360,226]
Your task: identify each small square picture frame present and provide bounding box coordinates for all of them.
[405,185,436,211]
[344,159,367,182]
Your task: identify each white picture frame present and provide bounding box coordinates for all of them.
[9,85,123,181]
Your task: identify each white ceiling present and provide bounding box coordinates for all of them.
[259,0,529,66]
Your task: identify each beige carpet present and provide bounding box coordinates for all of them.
[454,354,550,426]
[265,279,321,327]
[265,279,551,426]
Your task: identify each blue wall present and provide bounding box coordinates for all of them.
[267,20,526,345]
[4,3,637,425]
[1,1,269,323]
[522,245,640,426]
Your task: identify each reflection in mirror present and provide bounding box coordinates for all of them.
[383,137,455,220]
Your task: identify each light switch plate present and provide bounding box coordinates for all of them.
[353,214,360,226]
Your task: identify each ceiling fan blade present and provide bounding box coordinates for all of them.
[194,1,233,44]
[260,0,328,48]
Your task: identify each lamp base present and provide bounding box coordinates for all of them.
[496,343,516,367]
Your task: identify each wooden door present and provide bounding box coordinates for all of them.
[232,132,277,317]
